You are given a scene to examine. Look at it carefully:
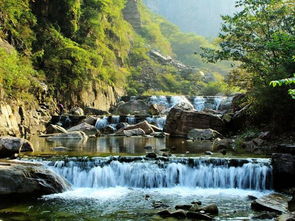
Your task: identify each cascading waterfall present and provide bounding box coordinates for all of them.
[146,116,167,129]
[45,157,272,191]
[193,96,206,111]
[95,116,109,129]
[149,96,170,108]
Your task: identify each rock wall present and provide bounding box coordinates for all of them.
[0,101,52,138]
[123,0,141,30]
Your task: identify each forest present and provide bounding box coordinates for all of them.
[0,0,295,220]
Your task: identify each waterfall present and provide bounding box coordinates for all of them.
[169,96,192,108]
[127,116,136,124]
[110,116,120,124]
[193,96,206,111]
[149,96,170,108]
[146,116,167,129]
[45,157,272,191]
[95,117,109,129]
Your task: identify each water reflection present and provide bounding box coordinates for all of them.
[29,136,216,155]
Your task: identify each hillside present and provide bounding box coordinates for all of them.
[0,0,238,108]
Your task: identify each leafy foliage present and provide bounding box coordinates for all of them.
[202,0,295,128]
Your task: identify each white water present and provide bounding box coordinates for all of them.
[146,116,167,129]
[148,95,233,111]
[47,158,272,191]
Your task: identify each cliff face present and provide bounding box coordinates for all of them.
[143,0,237,37]
[123,0,142,30]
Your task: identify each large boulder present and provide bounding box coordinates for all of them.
[115,100,149,115]
[69,107,84,116]
[0,161,70,197]
[251,193,290,213]
[0,137,34,158]
[124,120,154,135]
[84,107,109,115]
[187,129,223,140]
[46,131,88,141]
[116,128,145,136]
[164,108,224,137]
[67,122,97,135]
[272,153,295,191]
[46,124,67,134]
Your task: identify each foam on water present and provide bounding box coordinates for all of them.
[46,157,272,191]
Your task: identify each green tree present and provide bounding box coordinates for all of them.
[202,0,295,129]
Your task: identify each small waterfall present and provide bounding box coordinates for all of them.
[95,117,109,129]
[146,116,167,129]
[194,96,206,111]
[45,157,272,191]
[110,116,120,124]
[127,116,136,124]
[149,96,170,108]
[169,96,192,108]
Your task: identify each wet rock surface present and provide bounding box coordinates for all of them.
[272,153,295,191]
[251,193,290,213]
[164,108,224,137]
[68,122,98,135]
[187,128,223,140]
[0,137,34,158]
[46,131,88,141]
[0,160,70,197]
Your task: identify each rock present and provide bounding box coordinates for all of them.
[148,104,161,115]
[101,125,117,134]
[83,116,98,126]
[84,107,109,115]
[67,122,97,135]
[276,144,295,155]
[52,146,69,151]
[170,210,187,219]
[248,195,258,201]
[277,212,295,221]
[205,151,213,155]
[200,204,219,215]
[146,152,157,159]
[252,213,277,219]
[289,194,295,212]
[0,137,34,158]
[70,107,84,116]
[251,193,290,213]
[186,212,213,220]
[175,204,192,210]
[116,122,129,130]
[152,201,169,209]
[144,146,153,150]
[173,101,195,111]
[153,132,168,138]
[229,104,251,131]
[189,203,200,212]
[231,93,246,111]
[213,138,234,150]
[157,210,171,218]
[164,108,224,137]
[117,128,145,137]
[46,131,88,141]
[115,100,149,115]
[272,154,295,191]
[0,104,20,136]
[219,149,227,155]
[46,124,67,134]
[191,201,202,205]
[258,131,271,140]
[188,128,223,140]
[253,138,264,146]
[124,121,154,135]
[0,161,70,197]
[150,125,163,133]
